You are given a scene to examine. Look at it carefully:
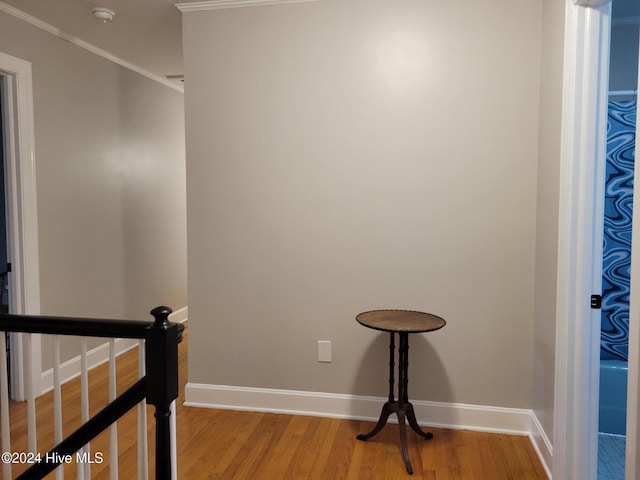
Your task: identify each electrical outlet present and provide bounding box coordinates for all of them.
[318,340,332,363]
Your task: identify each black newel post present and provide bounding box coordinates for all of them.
[145,306,179,480]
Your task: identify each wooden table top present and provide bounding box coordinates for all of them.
[356,309,446,333]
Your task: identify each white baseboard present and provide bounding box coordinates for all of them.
[185,383,533,435]
[185,383,553,476]
[40,306,188,395]
[529,411,553,479]
[169,306,188,324]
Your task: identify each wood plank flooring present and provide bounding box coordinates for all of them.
[4,324,549,479]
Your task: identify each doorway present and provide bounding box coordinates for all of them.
[598,4,639,477]
[598,4,638,475]
[0,51,41,401]
[0,77,9,391]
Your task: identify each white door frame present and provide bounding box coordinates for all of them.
[625,30,640,480]
[0,51,42,400]
[554,0,612,479]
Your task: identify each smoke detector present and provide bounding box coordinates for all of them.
[92,7,115,23]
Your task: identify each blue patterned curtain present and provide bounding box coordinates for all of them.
[601,100,636,361]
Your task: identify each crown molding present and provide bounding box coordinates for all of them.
[0,1,183,93]
[176,0,319,12]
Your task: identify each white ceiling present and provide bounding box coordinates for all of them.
[0,0,637,88]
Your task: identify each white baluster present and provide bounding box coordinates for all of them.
[137,340,148,480]
[170,400,177,480]
[109,338,118,479]
[78,337,90,480]
[54,335,63,480]
[25,333,37,454]
[1,332,12,480]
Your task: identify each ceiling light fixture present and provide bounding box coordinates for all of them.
[92,7,115,23]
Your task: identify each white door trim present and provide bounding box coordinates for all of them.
[0,51,42,400]
[625,33,640,480]
[554,1,611,479]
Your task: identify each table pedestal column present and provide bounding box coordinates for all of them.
[356,332,433,475]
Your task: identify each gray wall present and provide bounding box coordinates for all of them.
[533,0,566,445]
[183,0,541,408]
[0,11,187,367]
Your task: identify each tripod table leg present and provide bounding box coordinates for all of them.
[397,410,413,474]
[356,402,396,441]
[406,402,433,440]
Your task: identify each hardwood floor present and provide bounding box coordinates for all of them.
[5,324,548,479]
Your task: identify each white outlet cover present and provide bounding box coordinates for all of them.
[318,340,331,362]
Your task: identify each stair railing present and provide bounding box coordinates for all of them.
[0,306,183,480]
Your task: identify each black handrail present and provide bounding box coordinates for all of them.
[0,314,153,338]
[0,305,183,480]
